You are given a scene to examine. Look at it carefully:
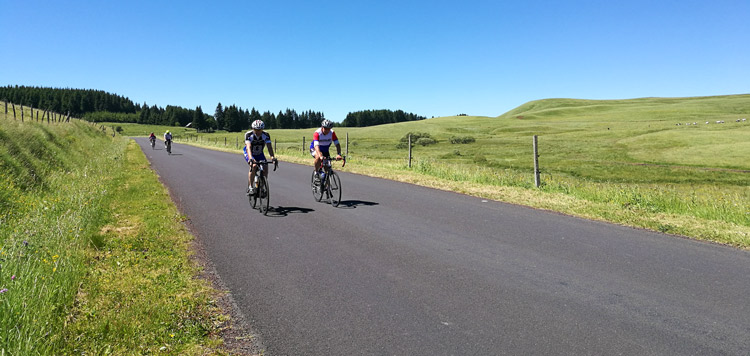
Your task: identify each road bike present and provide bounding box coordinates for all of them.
[150,136,155,149]
[165,140,172,154]
[249,159,278,215]
[311,155,345,207]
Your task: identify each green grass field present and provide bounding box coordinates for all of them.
[0,109,232,355]
[111,94,750,247]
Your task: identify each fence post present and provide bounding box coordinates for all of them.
[408,134,412,168]
[303,137,306,152]
[225,137,227,146]
[21,105,24,122]
[533,135,540,188]
[12,103,16,119]
[236,136,238,149]
[274,139,277,152]
[346,132,349,157]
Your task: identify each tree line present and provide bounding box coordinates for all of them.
[214,103,325,132]
[342,109,426,127]
[0,85,137,117]
[1,86,427,131]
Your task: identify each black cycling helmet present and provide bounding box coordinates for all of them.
[321,119,334,129]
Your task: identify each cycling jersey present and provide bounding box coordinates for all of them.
[309,128,339,153]
[244,131,271,162]
[164,133,172,141]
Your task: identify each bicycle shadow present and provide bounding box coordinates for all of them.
[336,200,379,209]
[265,206,315,217]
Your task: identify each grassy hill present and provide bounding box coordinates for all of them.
[110,94,750,248]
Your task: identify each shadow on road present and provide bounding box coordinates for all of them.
[266,206,315,217]
[336,200,379,209]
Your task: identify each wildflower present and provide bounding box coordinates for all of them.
[0,289,7,294]
[11,275,15,281]
[23,240,28,246]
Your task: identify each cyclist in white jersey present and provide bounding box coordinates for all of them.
[310,119,342,175]
[244,120,276,196]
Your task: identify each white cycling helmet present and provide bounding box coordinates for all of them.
[251,120,265,130]
[321,119,333,128]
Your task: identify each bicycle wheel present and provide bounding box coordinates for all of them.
[258,176,270,215]
[167,141,171,154]
[249,184,258,209]
[311,171,323,202]
[329,171,342,207]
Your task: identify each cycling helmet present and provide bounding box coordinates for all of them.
[166,130,170,134]
[321,119,334,128]
[251,120,265,130]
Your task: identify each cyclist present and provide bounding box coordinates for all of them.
[310,119,342,177]
[163,130,172,149]
[244,120,276,196]
[149,132,156,146]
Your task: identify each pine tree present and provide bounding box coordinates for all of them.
[193,106,207,132]
[214,103,224,130]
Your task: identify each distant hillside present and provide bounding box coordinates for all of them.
[498,94,750,121]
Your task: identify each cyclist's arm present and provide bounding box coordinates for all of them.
[334,143,342,158]
[266,142,275,159]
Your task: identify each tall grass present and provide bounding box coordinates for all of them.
[0,112,231,354]
[0,117,125,354]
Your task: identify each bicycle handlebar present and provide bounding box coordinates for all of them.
[251,159,279,171]
[322,155,346,168]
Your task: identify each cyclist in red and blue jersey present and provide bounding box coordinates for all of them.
[244,120,276,196]
[310,119,342,175]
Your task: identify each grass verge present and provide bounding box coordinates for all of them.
[0,112,243,355]
[60,140,232,355]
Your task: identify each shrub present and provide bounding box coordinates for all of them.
[416,137,437,146]
[400,132,432,143]
[397,132,435,148]
[450,135,475,144]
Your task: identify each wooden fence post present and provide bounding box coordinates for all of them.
[12,103,16,119]
[303,137,306,152]
[346,132,349,157]
[408,134,412,168]
[21,105,24,122]
[533,135,540,188]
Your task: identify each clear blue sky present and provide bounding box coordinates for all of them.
[2,0,748,122]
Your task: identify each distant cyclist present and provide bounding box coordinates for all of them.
[149,132,156,147]
[310,119,342,177]
[244,120,276,196]
[163,130,172,149]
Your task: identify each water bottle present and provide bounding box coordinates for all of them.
[320,172,326,180]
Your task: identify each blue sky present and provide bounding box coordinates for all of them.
[2,0,748,122]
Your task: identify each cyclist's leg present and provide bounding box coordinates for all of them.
[312,148,322,172]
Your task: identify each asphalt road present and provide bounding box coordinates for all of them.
[136,138,750,355]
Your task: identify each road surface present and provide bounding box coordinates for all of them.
[136,138,750,355]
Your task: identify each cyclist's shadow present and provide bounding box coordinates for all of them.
[265,206,315,217]
[336,200,379,209]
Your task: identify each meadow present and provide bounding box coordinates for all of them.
[0,109,231,355]
[113,94,750,247]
